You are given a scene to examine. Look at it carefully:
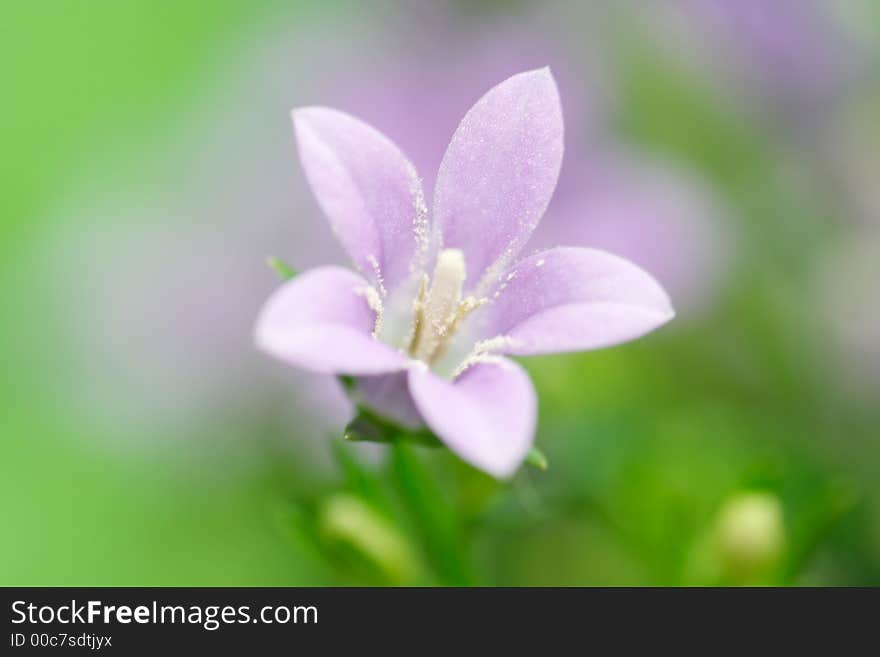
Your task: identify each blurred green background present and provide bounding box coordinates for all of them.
[2,0,878,585]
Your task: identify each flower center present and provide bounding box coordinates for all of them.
[406,249,484,365]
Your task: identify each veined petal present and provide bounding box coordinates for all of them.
[432,68,564,292]
[255,266,407,375]
[478,247,674,356]
[408,358,536,478]
[293,107,429,293]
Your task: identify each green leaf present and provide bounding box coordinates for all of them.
[337,375,356,394]
[266,256,296,280]
[525,446,549,471]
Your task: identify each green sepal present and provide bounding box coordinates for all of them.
[344,405,441,448]
[525,446,549,471]
[266,255,297,280]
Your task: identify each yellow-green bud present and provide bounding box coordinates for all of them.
[319,494,421,584]
[715,492,785,580]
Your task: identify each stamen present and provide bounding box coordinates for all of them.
[448,296,487,335]
[410,249,466,362]
[366,254,387,298]
[404,274,429,356]
[356,285,385,337]
[451,335,521,378]
[428,295,487,363]
[406,248,491,365]
[404,249,491,369]
[452,353,505,378]
[492,269,517,300]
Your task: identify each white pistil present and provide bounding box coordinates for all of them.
[411,249,465,361]
[406,248,485,365]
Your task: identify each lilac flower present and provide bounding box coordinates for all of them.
[255,69,674,478]
[331,21,731,315]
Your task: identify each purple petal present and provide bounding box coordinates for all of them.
[432,68,564,291]
[293,107,428,292]
[531,153,734,315]
[334,21,604,197]
[477,247,674,356]
[408,359,536,478]
[356,372,424,430]
[255,266,407,375]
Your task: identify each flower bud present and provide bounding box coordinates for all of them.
[715,492,785,581]
[319,494,421,584]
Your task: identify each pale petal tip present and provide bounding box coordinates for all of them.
[290,108,310,138]
[656,284,676,320]
[460,441,534,480]
[526,65,553,77]
[515,66,558,90]
[487,453,532,480]
[290,105,319,126]
[647,294,676,333]
[290,105,340,131]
